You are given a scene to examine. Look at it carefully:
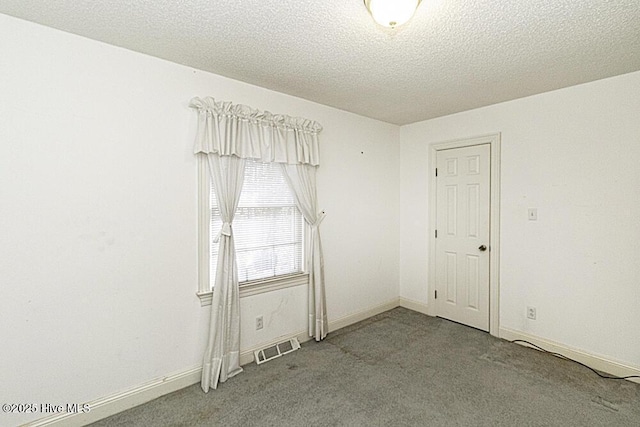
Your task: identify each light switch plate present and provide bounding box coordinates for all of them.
[528,208,538,221]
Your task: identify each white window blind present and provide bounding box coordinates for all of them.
[210,159,304,286]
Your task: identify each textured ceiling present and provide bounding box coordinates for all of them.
[2,0,640,125]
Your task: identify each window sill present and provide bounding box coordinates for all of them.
[196,273,309,306]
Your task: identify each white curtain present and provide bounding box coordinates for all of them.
[190,96,326,390]
[191,97,321,166]
[201,154,245,392]
[281,163,328,341]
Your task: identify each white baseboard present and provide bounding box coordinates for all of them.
[26,298,403,426]
[242,297,403,365]
[500,327,640,385]
[239,329,310,366]
[399,297,429,315]
[23,367,202,427]
[328,298,400,332]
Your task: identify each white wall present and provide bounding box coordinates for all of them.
[400,70,640,369]
[0,14,399,425]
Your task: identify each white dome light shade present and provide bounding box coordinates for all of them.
[364,0,422,28]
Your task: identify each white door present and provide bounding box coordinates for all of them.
[435,144,490,331]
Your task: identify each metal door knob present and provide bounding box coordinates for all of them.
[479,245,487,251]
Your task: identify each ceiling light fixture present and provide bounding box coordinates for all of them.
[364,0,422,29]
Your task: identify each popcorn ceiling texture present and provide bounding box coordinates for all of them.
[2,0,639,125]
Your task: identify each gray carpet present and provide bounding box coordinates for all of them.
[91,308,640,426]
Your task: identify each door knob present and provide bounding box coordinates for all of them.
[478,245,487,251]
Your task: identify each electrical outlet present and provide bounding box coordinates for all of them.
[256,316,264,330]
[527,306,537,320]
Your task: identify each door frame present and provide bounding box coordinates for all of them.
[427,133,501,336]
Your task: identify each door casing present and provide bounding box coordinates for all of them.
[427,133,501,336]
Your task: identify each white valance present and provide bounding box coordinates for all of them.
[190,97,322,166]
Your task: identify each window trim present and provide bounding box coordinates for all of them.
[196,272,309,306]
[196,155,309,306]
[197,155,210,298]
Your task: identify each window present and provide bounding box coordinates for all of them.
[210,159,304,283]
[197,157,308,303]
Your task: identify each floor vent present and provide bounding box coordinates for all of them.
[254,337,301,365]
